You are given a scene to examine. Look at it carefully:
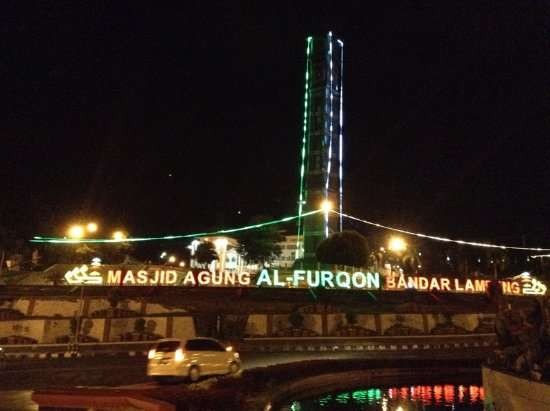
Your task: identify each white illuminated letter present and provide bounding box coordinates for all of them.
[137,270,148,285]
[336,272,351,289]
[165,270,177,285]
[107,270,122,285]
[256,269,272,286]
[293,270,306,287]
[183,271,196,286]
[238,272,250,286]
[198,271,211,285]
[366,272,380,289]
[306,270,320,287]
[321,271,335,288]
[352,272,366,288]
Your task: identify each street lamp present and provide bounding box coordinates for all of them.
[112,231,126,241]
[168,255,177,264]
[320,200,333,213]
[67,225,84,239]
[388,236,407,253]
[86,222,98,233]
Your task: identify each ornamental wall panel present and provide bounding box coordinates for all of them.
[303,314,322,335]
[12,299,31,315]
[42,319,71,343]
[172,317,196,340]
[380,313,425,335]
[108,317,167,342]
[327,314,377,335]
[245,314,267,337]
[0,319,44,342]
[446,314,478,332]
[146,303,182,314]
[32,299,79,317]
[86,298,112,316]
[84,318,105,342]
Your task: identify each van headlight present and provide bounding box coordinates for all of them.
[175,348,185,362]
[148,349,156,360]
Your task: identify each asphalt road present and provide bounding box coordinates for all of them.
[0,350,489,411]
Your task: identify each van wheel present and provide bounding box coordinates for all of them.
[228,362,240,374]
[188,366,200,382]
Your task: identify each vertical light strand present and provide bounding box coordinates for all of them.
[325,32,334,238]
[338,39,344,232]
[296,36,312,259]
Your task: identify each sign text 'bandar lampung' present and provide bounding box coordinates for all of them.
[61,265,547,296]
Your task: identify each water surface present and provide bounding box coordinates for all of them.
[284,383,484,410]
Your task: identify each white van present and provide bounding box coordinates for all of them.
[147,337,241,382]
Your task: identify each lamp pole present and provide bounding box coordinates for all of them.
[73,281,87,351]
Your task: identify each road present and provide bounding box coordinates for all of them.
[0,350,489,410]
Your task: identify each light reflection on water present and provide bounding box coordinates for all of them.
[284,384,484,410]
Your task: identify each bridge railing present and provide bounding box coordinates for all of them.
[0,333,497,362]
[240,333,497,353]
[0,340,154,360]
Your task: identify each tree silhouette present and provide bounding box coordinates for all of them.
[316,230,369,268]
[195,241,218,267]
[236,215,284,265]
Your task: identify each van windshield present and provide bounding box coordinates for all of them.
[155,341,180,352]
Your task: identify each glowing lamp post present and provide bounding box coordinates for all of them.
[320,200,333,214]
[388,236,407,253]
[112,231,126,241]
[67,225,84,240]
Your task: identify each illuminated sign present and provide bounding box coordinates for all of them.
[59,265,546,296]
[64,265,103,285]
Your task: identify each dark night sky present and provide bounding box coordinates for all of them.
[2,2,550,248]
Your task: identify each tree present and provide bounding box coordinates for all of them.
[316,230,369,268]
[195,241,218,267]
[236,215,284,265]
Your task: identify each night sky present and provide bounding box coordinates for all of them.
[3,2,550,249]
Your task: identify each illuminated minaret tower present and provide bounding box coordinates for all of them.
[296,32,344,261]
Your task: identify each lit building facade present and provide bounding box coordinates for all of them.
[296,32,344,261]
[272,235,298,268]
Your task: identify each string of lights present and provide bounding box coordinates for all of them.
[30,209,323,244]
[30,206,550,252]
[334,210,550,252]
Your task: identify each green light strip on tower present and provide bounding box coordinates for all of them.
[296,36,313,259]
[325,32,334,238]
[31,209,323,244]
[338,39,344,232]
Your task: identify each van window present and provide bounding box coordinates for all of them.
[185,339,224,351]
[155,341,180,352]
[204,340,226,351]
[185,339,209,351]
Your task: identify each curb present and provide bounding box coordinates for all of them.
[32,389,175,411]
